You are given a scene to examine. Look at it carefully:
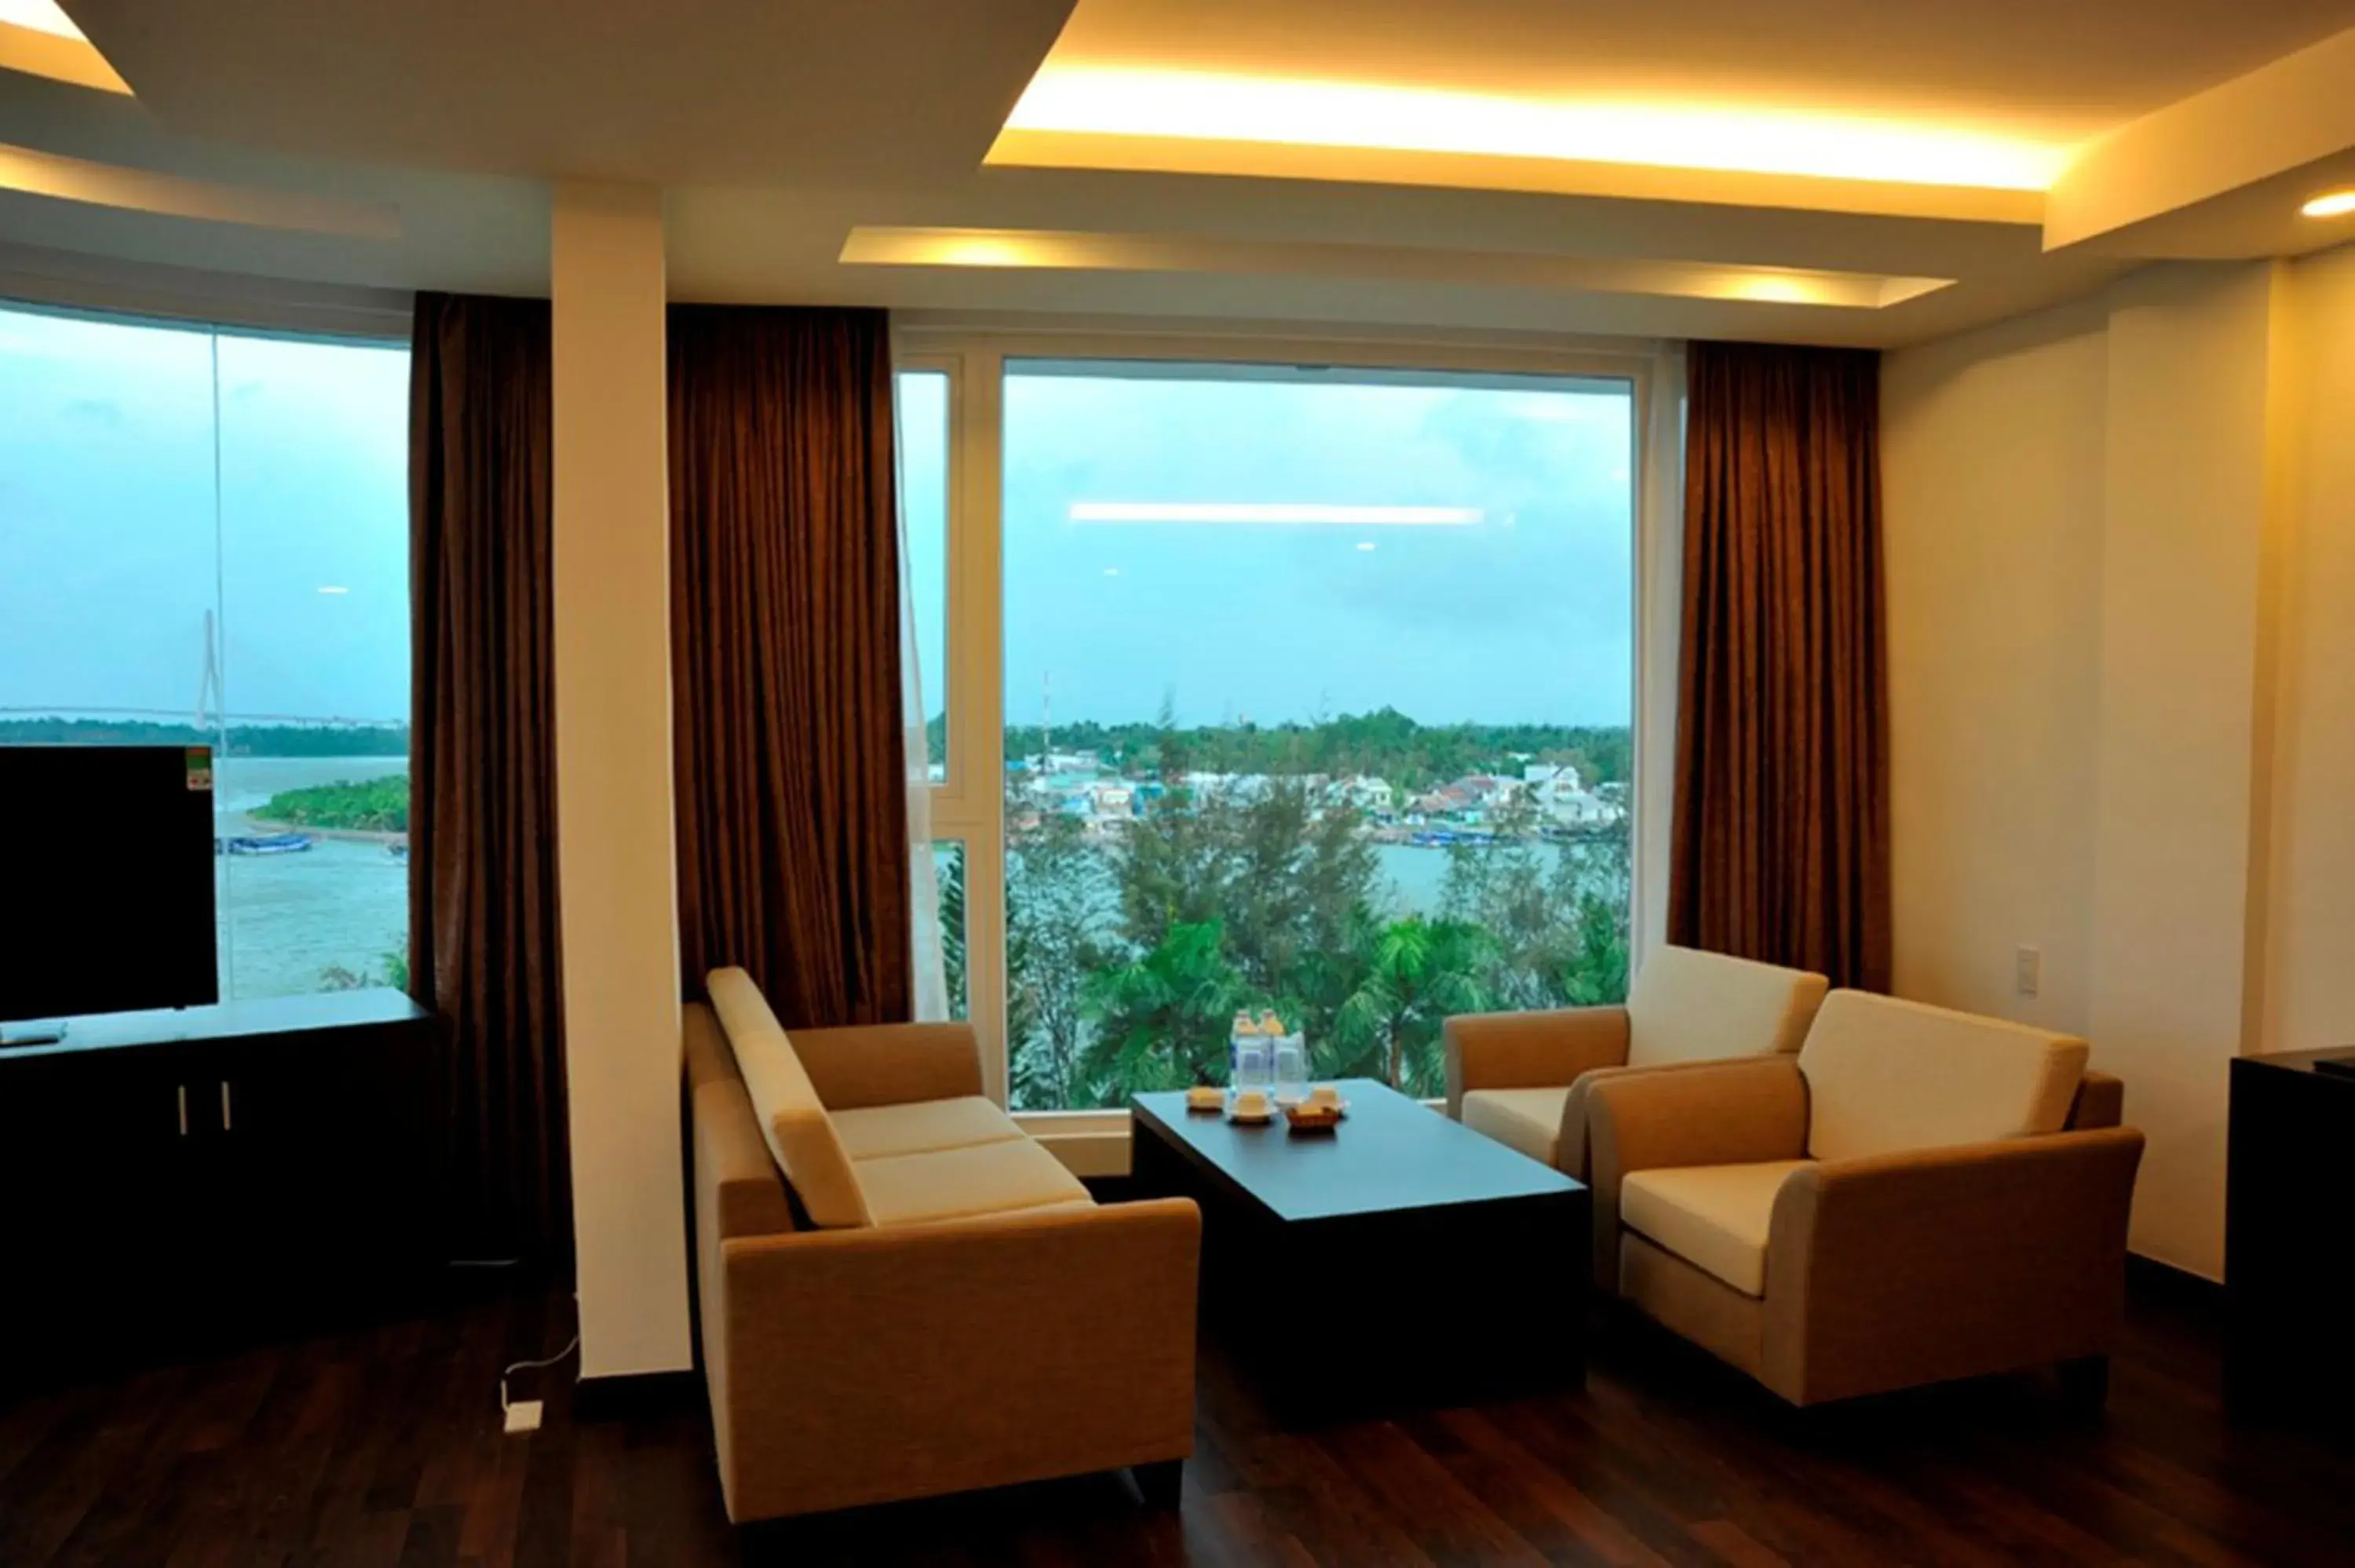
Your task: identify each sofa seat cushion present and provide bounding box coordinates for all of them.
[706,967,871,1228]
[1461,1087,1570,1168]
[1798,991,2089,1162]
[856,1136,1092,1228]
[1619,1159,1812,1297]
[1625,945,1829,1068]
[831,1096,1023,1161]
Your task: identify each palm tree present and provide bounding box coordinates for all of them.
[1334,913,1495,1095]
[1081,920,1251,1097]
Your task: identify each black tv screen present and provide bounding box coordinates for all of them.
[0,746,220,1023]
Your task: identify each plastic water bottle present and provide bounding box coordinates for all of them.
[1229,1012,1272,1097]
[1272,1030,1309,1105]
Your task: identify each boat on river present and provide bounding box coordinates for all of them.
[217,832,314,856]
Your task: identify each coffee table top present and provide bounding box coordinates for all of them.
[1132,1077,1581,1223]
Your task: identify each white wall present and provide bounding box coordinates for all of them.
[1883,298,2109,1034]
[550,181,692,1379]
[1883,257,2323,1280]
[2083,261,2282,1278]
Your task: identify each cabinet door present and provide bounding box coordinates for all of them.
[0,1049,210,1379]
[208,1023,433,1300]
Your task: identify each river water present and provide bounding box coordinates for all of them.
[213,755,409,1000]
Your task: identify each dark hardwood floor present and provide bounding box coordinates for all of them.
[2,1271,2350,1567]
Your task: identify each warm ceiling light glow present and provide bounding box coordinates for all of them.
[1722,273,1829,305]
[1071,502,1481,527]
[929,234,1047,267]
[2302,190,2355,218]
[0,0,84,40]
[1004,67,2065,191]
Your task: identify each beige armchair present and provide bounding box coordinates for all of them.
[1586,990,2142,1407]
[1444,944,1830,1187]
[685,968,1200,1523]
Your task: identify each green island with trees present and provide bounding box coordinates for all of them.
[257,774,410,833]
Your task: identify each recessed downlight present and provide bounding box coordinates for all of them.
[2302,190,2355,219]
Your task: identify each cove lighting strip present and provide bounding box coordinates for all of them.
[1003,67,2065,193]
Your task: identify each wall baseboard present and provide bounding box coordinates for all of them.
[2126,1251,2226,1315]
[573,1369,699,1422]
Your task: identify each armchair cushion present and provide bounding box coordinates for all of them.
[1459,1087,1572,1167]
[1621,1160,1811,1297]
[1798,991,2088,1162]
[857,1138,1091,1228]
[1624,946,1828,1068]
[834,1096,1023,1161]
[707,967,872,1228]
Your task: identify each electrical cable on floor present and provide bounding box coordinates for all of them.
[498,1333,579,1435]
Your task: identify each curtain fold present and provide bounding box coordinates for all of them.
[1668,340,1891,992]
[669,305,914,1026]
[408,292,571,1262]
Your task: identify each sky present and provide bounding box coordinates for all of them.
[0,308,1630,737]
[0,304,411,726]
[904,361,1634,733]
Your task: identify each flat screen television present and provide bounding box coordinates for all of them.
[0,745,220,1027]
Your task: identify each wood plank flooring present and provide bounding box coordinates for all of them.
[2,1274,2350,1566]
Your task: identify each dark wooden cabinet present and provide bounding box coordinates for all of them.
[0,990,440,1385]
[2225,1048,2355,1427]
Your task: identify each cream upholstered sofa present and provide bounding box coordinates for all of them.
[1444,945,1830,1199]
[1586,990,2141,1407]
[685,967,1201,1524]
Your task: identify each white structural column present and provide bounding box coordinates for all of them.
[550,181,691,1378]
[2087,261,2286,1279]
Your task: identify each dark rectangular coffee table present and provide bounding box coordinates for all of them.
[1132,1078,1587,1417]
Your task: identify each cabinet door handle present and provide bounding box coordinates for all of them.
[177,1084,189,1137]
[221,1081,233,1132]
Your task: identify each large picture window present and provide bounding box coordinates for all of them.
[992,360,1636,1110]
[0,304,411,1002]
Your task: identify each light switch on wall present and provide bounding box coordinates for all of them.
[2016,945,2042,999]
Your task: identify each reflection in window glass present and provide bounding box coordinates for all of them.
[896,370,949,781]
[0,304,411,1003]
[1001,362,1634,1110]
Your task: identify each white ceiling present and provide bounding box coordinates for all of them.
[0,0,2349,347]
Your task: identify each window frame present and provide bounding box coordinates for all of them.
[897,325,1678,1131]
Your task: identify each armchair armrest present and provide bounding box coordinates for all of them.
[1444,1005,1630,1117]
[2068,1069,2124,1129]
[1762,1126,2145,1405]
[1584,1056,1808,1293]
[790,1022,988,1109]
[710,1198,1200,1522]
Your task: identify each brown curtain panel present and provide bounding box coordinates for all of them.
[409,292,571,1262]
[669,305,912,1026]
[1669,340,1891,991]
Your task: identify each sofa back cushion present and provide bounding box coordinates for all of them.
[706,967,871,1227]
[1625,945,1830,1068]
[1798,990,2089,1162]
